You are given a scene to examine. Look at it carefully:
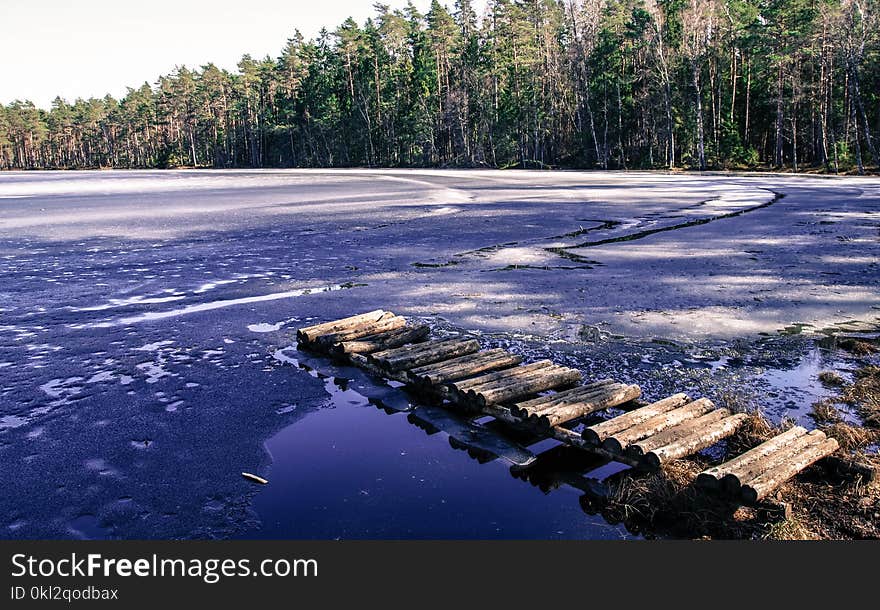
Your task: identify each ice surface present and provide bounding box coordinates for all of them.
[1,168,878,540]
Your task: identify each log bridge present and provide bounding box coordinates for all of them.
[296,309,841,506]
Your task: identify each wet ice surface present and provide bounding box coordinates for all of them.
[1,169,879,539]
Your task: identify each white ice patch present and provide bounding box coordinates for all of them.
[86,371,115,384]
[134,340,175,352]
[71,284,354,329]
[39,377,84,399]
[71,294,186,312]
[193,272,272,294]
[136,362,174,384]
[248,316,300,333]
[248,322,284,333]
[193,279,239,294]
[272,348,297,366]
[0,415,28,430]
[430,206,461,216]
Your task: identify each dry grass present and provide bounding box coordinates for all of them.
[724,410,778,455]
[764,516,821,540]
[818,371,845,387]
[822,422,879,451]
[841,365,880,428]
[838,339,878,356]
[598,459,771,539]
[811,399,842,424]
[775,470,880,539]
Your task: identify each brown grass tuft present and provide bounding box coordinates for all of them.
[724,410,777,456]
[818,371,845,387]
[811,399,842,424]
[841,366,880,428]
[822,422,880,451]
[764,516,821,540]
[838,339,878,356]
[601,460,753,539]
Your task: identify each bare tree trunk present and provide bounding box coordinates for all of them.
[667,90,675,168]
[730,46,737,121]
[851,64,878,164]
[774,62,784,167]
[693,64,706,170]
[849,71,865,174]
[744,55,752,143]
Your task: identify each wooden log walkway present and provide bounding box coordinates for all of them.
[295,310,842,506]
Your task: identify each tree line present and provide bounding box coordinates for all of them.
[1,0,877,173]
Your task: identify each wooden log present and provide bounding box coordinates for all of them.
[376,339,481,372]
[297,310,390,343]
[530,384,630,416]
[510,379,617,417]
[822,455,880,484]
[409,349,513,376]
[627,408,731,458]
[368,337,453,362]
[756,500,793,522]
[475,367,583,406]
[409,349,509,376]
[741,437,840,503]
[523,385,623,419]
[451,361,555,392]
[600,398,715,454]
[346,353,410,385]
[582,393,691,445]
[639,413,749,470]
[330,325,430,355]
[462,364,574,399]
[695,426,809,490]
[408,350,523,385]
[314,316,407,347]
[479,403,642,468]
[530,384,642,429]
[348,341,636,467]
[720,430,828,496]
[382,339,481,371]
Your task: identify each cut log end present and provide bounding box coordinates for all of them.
[694,472,722,490]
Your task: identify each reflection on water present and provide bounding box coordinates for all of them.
[244,349,639,540]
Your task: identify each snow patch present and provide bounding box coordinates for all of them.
[135,340,174,352]
[72,284,357,329]
[136,362,174,384]
[71,294,186,312]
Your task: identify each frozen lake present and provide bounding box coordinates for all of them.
[1,169,878,539]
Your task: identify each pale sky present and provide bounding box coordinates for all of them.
[0,0,486,109]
